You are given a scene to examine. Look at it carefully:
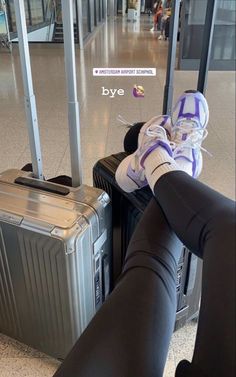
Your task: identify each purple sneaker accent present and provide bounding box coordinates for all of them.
[160,115,169,128]
[173,91,209,130]
[140,140,172,168]
[170,90,209,178]
[177,96,201,121]
[160,115,171,137]
[127,163,148,188]
[175,149,182,155]
[192,149,197,178]
[175,154,192,162]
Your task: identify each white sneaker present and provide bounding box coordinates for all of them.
[170,90,210,178]
[158,35,164,40]
[116,123,173,193]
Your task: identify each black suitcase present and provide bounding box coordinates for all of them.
[93,152,202,330]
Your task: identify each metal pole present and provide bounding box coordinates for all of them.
[162,0,180,115]
[104,0,108,20]
[122,0,126,16]
[61,0,82,187]
[14,0,43,180]
[197,0,218,94]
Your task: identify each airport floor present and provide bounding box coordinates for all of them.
[0,15,235,377]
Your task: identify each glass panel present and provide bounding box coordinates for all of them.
[30,0,44,25]
[7,0,56,40]
[82,0,89,36]
[89,0,95,31]
[54,0,61,23]
[73,0,77,23]
[25,0,31,26]
[182,0,236,62]
[213,0,236,60]
[215,0,236,25]
[98,0,101,21]
[187,0,207,25]
[8,0,30,32]
[102,0,105,19]
[44,0,56,23]
[95,0,100,24]
[0,8,7,34]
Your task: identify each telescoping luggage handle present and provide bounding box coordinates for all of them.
[14,0,82,187]
[14,0,43,180]
[61,0,82,187]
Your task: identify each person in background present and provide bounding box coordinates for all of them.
[150,0,163,32]
[158,0,172,40]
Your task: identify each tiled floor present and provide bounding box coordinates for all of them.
[0,321,197,377]
[0,14,235,377]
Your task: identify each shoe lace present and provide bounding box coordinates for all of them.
[170,119,212,158]
[145,124,167,138]
[117,114,133,128]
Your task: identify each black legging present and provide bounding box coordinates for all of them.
[53,171,235,377]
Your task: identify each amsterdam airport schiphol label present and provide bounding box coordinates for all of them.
[93,68,156,77]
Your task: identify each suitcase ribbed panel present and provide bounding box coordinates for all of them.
[0,222,78,358]
[0,227,22,337]
[0,220,96,358]
[16,229,73,357]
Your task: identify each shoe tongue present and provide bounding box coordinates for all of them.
[173,127,190,145]
[175,130,188,142]
[174,118,203,144]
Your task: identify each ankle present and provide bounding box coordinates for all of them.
[144,148,181,191]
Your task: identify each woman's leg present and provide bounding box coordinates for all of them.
[117,148,235,377]
[158,16,165,39]
[153,171,235,377]
[116,89,235,377]
[117,158,235,377]
[53,198,183,377]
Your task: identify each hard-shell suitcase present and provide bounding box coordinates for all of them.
[93,152,202,330]
[0,170,111,358]
[0,0,111,359]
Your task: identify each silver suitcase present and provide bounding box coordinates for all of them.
[0,0,111,359]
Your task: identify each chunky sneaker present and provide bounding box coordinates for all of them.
[172,90,209,129]
[115,122,172,193]
[170,90,209,178]
[124,115,172,154]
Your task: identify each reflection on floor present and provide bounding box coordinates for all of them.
[0,14,235,377]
